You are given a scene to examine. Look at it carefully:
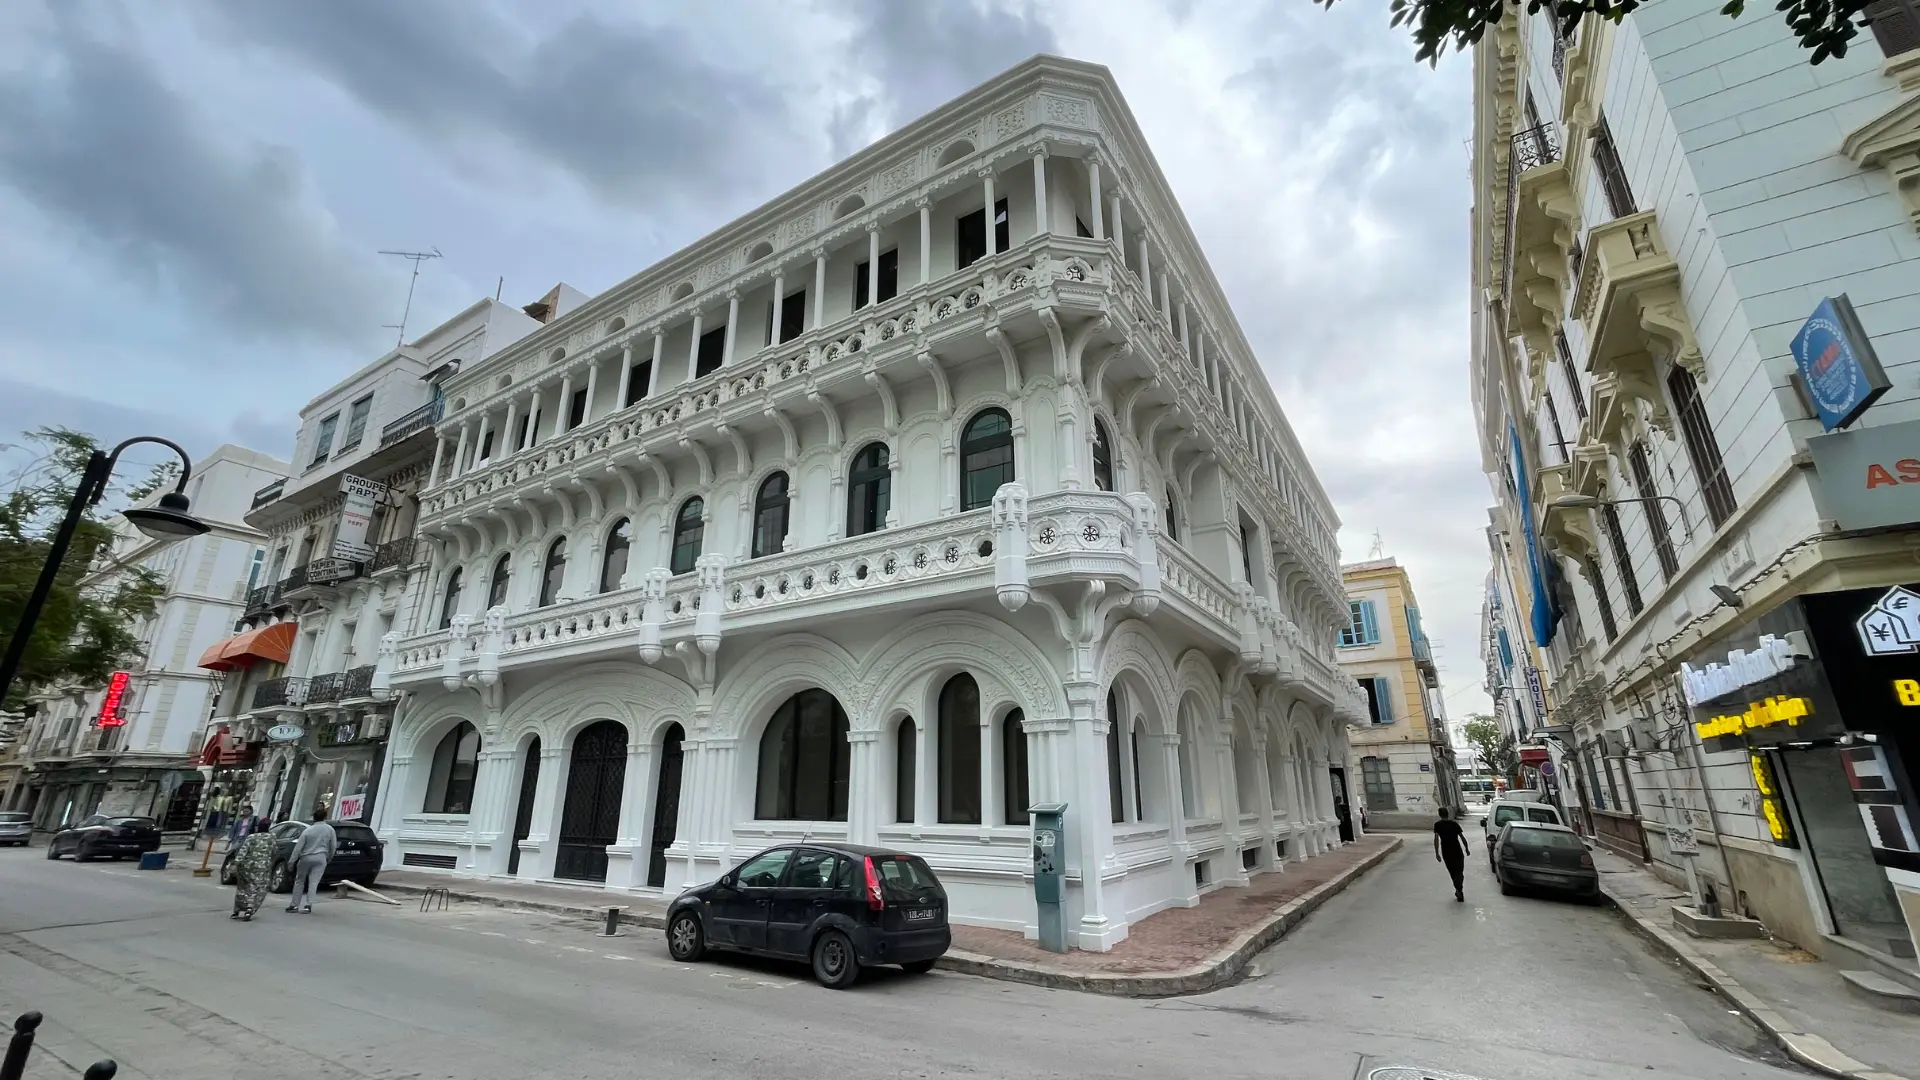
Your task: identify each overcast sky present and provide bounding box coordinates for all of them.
[0,0,1488,718]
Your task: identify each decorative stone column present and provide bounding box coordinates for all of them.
[1073,700,1123,949]
[520,745,565,882]
[473,745,520,877]
[607,738,654,888]
[1250,732,1280,873]
[845,729,881,847]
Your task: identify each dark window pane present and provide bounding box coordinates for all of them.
[1668,365,1737,528]
[1627,441,1679,580]
[878,248,898,303]
[847,442,891,536]
[487,554,511,609]
[439,568,462,630]
[1601,504,1643,616]
[601,518,632,593]
[1107,691,1125,824]
[938,674,982,824]
[1003,710,1030,825]
[1092,420,1115,491]
[671,498,704,575]
[752,473,790,558]
[896,720,916,824]
[754,690,850,821]
[957,208,986,269]
[1590,116,1637,219]
[1582,556,1619,641]
[568,388,587,430]
[695,325,726,378]
[993,197,1009,252]
[625,362,652,408]
[780,289,806,343]
[961,409,1015,512]
[539,538,567,607]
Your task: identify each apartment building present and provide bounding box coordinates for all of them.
[1470,0,1920,972]
[1338,558,1460,826]
[194,297,543,831]
[6,445,288,829]
[361,56,1367,951]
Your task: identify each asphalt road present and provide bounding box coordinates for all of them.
[0,834,1808,1080]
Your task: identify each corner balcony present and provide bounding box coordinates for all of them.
[1502,124,1581,360]
[1570,210,1701,432]
[1535,461,1597,562]
[250,676,308,713]
[390,488,1352,709]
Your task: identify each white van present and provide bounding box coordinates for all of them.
[1483,798,1564,840]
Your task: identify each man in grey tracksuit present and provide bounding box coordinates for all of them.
[286,810,337,914]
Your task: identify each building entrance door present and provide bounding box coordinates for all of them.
[1330,767,1354,841]
[648,724,684,888]
[507,737,540,877]
[556,722,627,883]
[1782,747,1911,956]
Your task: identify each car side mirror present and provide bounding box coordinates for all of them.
[719,875,736,889]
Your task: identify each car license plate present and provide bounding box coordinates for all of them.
[904,908,936,923]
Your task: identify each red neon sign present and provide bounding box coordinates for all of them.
[97,671,131,727]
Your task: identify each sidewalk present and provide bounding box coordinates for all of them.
[1594,847,1920,1080]
[310,835,1399,997]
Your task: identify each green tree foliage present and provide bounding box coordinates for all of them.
[1324,0,1874,65]
[1462,713,1520,780]
[0,428,163,710]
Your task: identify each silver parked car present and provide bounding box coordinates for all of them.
[0,811,33,847]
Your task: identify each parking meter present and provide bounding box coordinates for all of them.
[1031,803,1067,953]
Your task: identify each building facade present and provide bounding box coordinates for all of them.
[1471,0,1920,970]
[5,445,289,829]
[194,297,544,832]
[1338,558,1460,827]
[364,56,1367,951]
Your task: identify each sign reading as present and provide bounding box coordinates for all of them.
[1807,420,1920,532]
[1791,294,1889,431]
[331,474,388,563]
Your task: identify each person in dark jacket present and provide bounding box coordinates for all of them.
[1434,807,1471,902]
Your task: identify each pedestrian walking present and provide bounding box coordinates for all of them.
[1434,806,1470,902]
[285,809,337,914]
[226,803,255,852]
[228,831,276,921]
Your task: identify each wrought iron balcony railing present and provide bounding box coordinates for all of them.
[251,676,308,711]
[1499,123,1566,311]
[369,537,415,574]
[343,664,377,700]
[307,671,347,704]
[379,399,444,449]
[249,477,287,511]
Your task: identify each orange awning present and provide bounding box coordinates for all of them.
[197,621,297,672]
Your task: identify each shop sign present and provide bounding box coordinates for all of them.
[1679,634,1806,708]
[265,723,305,743]
[1806,419,1920,531]
[1524,665,1548,718]
[331,475,387,563]
[1790,294,1889,432]
[335,791,367,821]
[1693,696,1813,742]
[95,671,131,728]
[1685,603,1846,752]
[1748,751,1797,847]
[306,557,356,584]
[1800,583,1920,729]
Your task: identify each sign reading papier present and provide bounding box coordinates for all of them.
[332,474,387,563]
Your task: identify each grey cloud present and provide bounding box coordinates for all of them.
[201,0,817,217]
[0,377,257,465]
[838,0,1058,126]
[0,5,385,347]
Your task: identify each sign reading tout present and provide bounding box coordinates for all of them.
[334,791,367,821]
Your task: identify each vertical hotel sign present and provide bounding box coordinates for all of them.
[96,671,130,727]
[331,474,387,563]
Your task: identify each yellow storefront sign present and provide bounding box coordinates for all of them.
[1692,696,1812,741]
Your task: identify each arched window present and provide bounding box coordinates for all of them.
[937,673,982,824]
[1106,690,1125,824]
[486,554,511,610]
[1130,726,1146,820]
[1092,418,1115,492]
[1002,709,1030,825]
[754,689,850,820]
[1164,486,1180,543]
[438,567,463,630]
[751,473,790,559]
[538,537,567,607]
[670,497,704,575]
[895,718,916,824]
[960,408,1014,512]
[423,721,480,814]
[600,518,631,593]
[846,442,891,537]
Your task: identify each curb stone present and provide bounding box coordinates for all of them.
[936,836,1402,997]
[342,839,1399,996]
[1599,880,1916,1080]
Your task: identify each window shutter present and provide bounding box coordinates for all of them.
[1377,679,1392,723]
[1867,0,1920,57]
[1360,600,1380,644]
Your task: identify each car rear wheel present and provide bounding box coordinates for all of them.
[1498,876,1514,896]
[219,857,236,886]
[901,959,936,975]
[270,860,293,894]
[810,929,860,990]
[667,912,705,962]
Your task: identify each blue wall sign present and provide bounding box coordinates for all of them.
[1509,425,1560,648]
[1791,294,1889,431]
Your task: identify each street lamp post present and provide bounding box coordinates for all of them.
[1547,491,1694,542]
[0,436,209,707]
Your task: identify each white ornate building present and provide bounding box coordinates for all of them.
[367,56,1364,950]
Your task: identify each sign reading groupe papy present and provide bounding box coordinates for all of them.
[331,474,387,563]
[1791,294,1889,432]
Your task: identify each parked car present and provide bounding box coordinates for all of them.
[219,820,384,892]
[45,815,162,861]
[1482,798,1563,842]
[1490,821,1600,901]
[0,811,33,847]
[665,843,951,989]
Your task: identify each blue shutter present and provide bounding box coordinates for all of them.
[1360,600,1380,644]
[1376,678,1392,723]
[1496,629,1514,672]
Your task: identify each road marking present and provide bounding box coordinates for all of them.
[601,953,632,961]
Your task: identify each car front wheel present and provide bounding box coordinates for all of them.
[45,842,60,860]
[73,842,93,862]
[270,860,293,893]
[810,929,860,990]
[219,857,237,886]
[667,912,705,962]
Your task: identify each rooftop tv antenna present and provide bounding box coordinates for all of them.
[1368,530,1386,559]
[379,247,442,346]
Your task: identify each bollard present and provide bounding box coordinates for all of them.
[600,906,623,937]
[82,1062,117,1080]
[2,1012,42,1080]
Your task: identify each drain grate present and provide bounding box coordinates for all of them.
[1368,1069,1498,1080]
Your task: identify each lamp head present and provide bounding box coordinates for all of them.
[1549,493,1603,510]
[124,491,210,541]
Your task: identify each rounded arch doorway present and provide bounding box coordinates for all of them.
[556,721,628,883]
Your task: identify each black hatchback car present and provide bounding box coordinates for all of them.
[665,843,951,989]
[45,815,162,861]
[219,820,384,892]
[1491,821,1601,901]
